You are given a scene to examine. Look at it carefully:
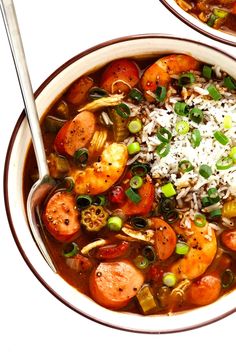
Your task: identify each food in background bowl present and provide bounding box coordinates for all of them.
[175,0,236,35]
[5,36,236,333]
[23,51,236,315]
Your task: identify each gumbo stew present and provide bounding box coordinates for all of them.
[175,0,236,35]
[24,53,236,315]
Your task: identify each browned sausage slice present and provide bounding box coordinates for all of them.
[89,260,144,309]
[54,111,96,156]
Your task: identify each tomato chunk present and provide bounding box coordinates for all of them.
[221,229,236,251]
[100,59,139,94]
[95,241,129,260]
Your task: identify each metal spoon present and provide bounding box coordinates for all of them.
[1,0,56,272]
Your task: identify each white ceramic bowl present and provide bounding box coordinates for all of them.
[160,0,236,46]
[4,35,236,333]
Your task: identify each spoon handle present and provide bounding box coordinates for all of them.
[0,0,49,178]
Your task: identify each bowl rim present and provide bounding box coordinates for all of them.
[160,0,236,47]
[4,33,236,334]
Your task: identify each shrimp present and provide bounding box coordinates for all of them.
[170,221,217,280]
[140,54,200,98]
[73,143,128,195]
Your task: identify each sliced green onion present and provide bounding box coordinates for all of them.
[161,182,176,198]
[134,255,149,270]
[63,242,79,258]
[178,160,194,173]
[76,195,93,209]
[207,187,220,203]
[202,65,212,80]
[107,216,123,231]
[221,269,235,289]
[74,148,89,165]
[199,164,212,179]
[93,195,106,206]
[156,143,170,158]
[155,86,167,102]
[190,128,201,148]
[129,88,143,102]
[174,102,189,116]
[130,216,148,229]
[128,119,142,134]
[125,187,141,204]
[142,245,156,263]
[175,120,189,135]
[201,196,211,207]
[223,76,236,90]
[163,210,179,224]
[178,73,196,86]
[163,272,177,287]
[229,147,236,162]
[157,127,172,143]
[159,198,176,213]
[214,131,229,145]
[175,242,190,255]
[89,87,108,100]
[223,115,232,129]
[207,14,217,27]
[210,208,222,219]
[194,213,206,227]
[115,103,131,119]
[130,175,143,189]
[216,156,234,170]
[189,108,203,124]
[64,177,75,192]
[130,163,149,177]
[207,84,222,101]
[127,142,141,155]
[213,8,228,18]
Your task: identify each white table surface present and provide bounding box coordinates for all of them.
[0,1,235,353]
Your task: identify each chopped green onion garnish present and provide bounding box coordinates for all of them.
[178,160,194,173]
[190,128,201,148]
[76,195,93,209]
[155,86,167,102]
[223,115,232,129]
[160,198,176,213]
[178,73,196,86]
[161,182,176,198]
[163,210,179,224]
[214,131,229,145]
[93,195,107,206]
[207,14,217,27]
[142,245,156,263]
[64,177,75,192]
[199,164,212,179]
[175,120,189,135]
[163,272,177,287]
[229,147,236,162]
[127,142,141,155]
[157,127,172,143]
[207,84,222,101]
[224,76,236,90]
[207,187,220,203]
[210,208,222,219]
[189,108,203,124]
[130,175,143,189]
[125,187,141,204]
[156,143,170,158]
[107,216,123,231]
[216,156,234,170]
[63,242,79,258]
[130,163,149,177]
[201,196,211,207]
[221,269,235,289]
[174,102,189,116]
[115,103,130,119]
[130,216,148,229]
[129,88,143,102]
[202,65,212,80]
[175,241,190,255]
[89,87,108,100]
[128,119,142,134]
[194,213,206,227]
[213,8,228,18]
[74,148,89,165]
[134,255,149,270]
